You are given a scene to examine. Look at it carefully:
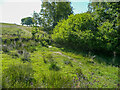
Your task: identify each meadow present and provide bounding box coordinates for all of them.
[1,23,119,88]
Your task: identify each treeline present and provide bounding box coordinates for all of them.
[21,1,120,55]
[52,2,120,55]
[21,0,73,28]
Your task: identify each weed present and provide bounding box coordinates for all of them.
[49,62,60,71]
[64,60,73,67]
[20,50,31,62]
[2,63,35,88]
[37,71,73,88]
[2,45,10,53]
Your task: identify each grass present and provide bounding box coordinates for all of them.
[1,23,32,39]
[1,23,119,88]
[2,45,119,88]
[0,23,18,26]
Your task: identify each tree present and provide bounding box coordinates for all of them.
[52,13,95,50]
[32,11,42,26]
[21,17,34,26]
[52,1,120,54]
[88,2,119,25]
[40,0,73,29]
[87,1,120,54]
[21,18,26,25]
[32,26,38,40]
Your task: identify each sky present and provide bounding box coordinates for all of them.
[0,0,89,25]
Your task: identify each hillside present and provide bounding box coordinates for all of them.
[1,23,119,88]
[1,23,32,39]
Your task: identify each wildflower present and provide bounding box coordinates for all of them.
[94,80,96,82]
[31,82,33,85]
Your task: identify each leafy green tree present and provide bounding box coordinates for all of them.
[88,2,120,54]
[40,0,73,29]
[21,17,34,26]
[88,2,119,28]
[32,26,39,40]
[21,18,26,25]
[52,8,120,54]
[32,11,42,26]
[52,13,95,50]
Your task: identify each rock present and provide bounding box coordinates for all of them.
[48,46,52,48]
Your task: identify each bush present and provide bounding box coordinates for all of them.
[32,29,51,46]
[2,45,9,53]
[20,50,31,62]
[49,62,60,71]
[42,53,54,63]
[2,63,35,88]
[52,13,120,54]
[9,51,19,58]
[52,13,95,50]
[37,71,73,88]
[64,60,73,67]
[96,20,118,52]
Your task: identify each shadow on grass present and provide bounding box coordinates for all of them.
[53,43,120,67]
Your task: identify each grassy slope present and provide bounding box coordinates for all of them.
[1,23,32,39]
[2,46,118,88]
[32,47,118,88]
[1,23,119,88]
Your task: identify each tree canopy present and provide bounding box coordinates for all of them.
[40,0,73,28]
[32,11,42,26]
[52,2,120,55]
[21,17,34,26]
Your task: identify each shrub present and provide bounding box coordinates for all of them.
[2,45,9,53]
[73,68,89,88]
[33,30,51,47]
[2,63,35,88]
[41,41,48,47]
[52,12,120,54]
[20,50,31,62]
[28,46,37,53]
[96,20,118,52]
[49,62,60,71]
[42,53,53,63]
[37,71,73,88]
[64,60,73,67]
[52,13,95,50]
[10,51,19,58]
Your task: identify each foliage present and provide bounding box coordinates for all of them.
[20,50,31,63]
[36,71,73,88]
[2,45,9,53]
[21,17,34,26]
[2,44,119,88]
[52,13,95,51]
[33,30,51,47]
[31,26,39,39]
[40,1,73,28]
[96,20,118,52]
[49,62,60,71]
[2,1,120,87]
[52,6,120,54]
[88,2,120,53]
[32,11,42,26]
[2,63,35,88]
[2,23,32,39]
